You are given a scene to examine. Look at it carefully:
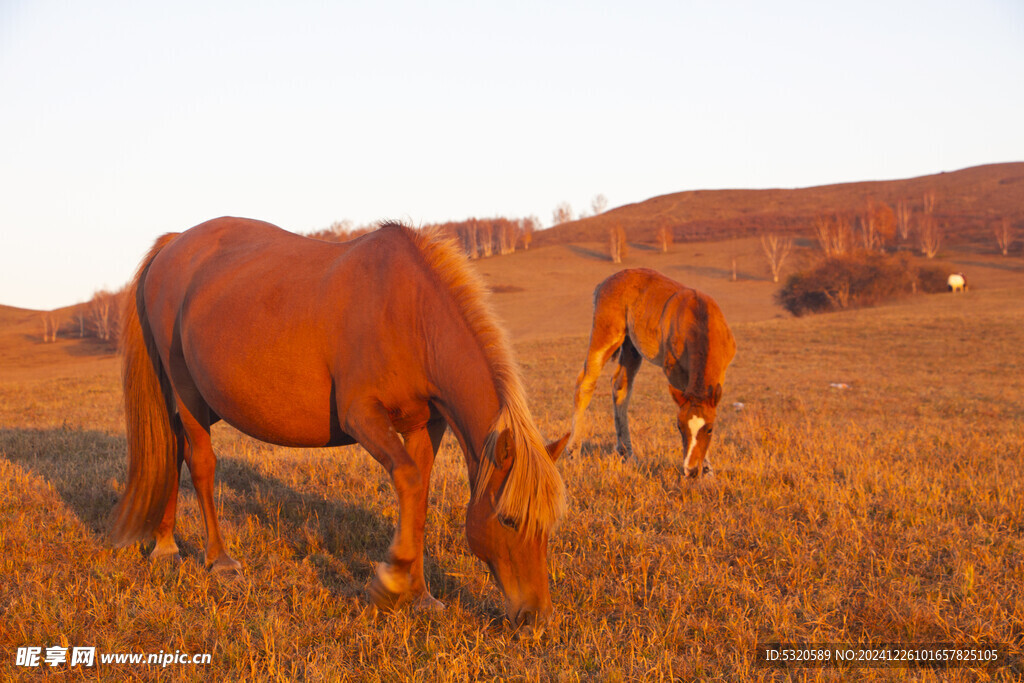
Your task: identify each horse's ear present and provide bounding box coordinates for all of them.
[494,429,514,467]
[546,432,571,462]
[712,383,723,406]
[668,385,686,407]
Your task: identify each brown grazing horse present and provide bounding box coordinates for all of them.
[569,269,735,476]
[110,217,568,628]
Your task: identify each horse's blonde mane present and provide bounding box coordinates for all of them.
[401,224,566,537]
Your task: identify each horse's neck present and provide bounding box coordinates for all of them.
[429,333,503,479]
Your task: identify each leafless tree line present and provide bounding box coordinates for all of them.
[811,191,949,259]
[809,191,1019,260]
[39,289,123,345]
[308,216,540,261]
[39,312,61,343]
[553,194,610,226]
[440,217,538,259]
[304,220,378,243]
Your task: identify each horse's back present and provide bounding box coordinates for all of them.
[595,269,696,354]
[594,268,733,367]
[139,218,429,447]
[145,217,419,328]
[595,268,680,307]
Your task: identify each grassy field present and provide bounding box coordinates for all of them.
[2,257,1023,679]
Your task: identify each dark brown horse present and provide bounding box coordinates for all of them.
[569,269,735,476]
[110,217,568,628]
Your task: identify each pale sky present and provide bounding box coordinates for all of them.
[1,0,1022,310]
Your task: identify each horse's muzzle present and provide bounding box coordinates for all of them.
[508,604,552,638]
[684,462,714,479]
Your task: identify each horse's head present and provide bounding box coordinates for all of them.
[466,429,568,632]
[670,384,722,478]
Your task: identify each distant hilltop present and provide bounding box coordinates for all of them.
[537,162,1024,248]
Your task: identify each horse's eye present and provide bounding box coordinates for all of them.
[705,426,713,435]
[497,515,520,531]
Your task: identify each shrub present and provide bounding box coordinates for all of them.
[916,262,952,293]
[777,252,950,316]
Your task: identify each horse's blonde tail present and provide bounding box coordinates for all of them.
[109,233,181,548]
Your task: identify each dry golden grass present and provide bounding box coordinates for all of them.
[2,258,1023,679]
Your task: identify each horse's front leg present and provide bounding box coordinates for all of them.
[350,406,443,612]
[390,420,446,610]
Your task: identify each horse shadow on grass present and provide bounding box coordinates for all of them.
[215,455,481,611]
[0,426,125,536]
[0,427,478,612]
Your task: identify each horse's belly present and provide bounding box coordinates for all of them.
[215,402,334,448]
[189,352,338,448]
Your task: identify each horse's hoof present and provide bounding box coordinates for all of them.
[369,563,410,613]
[150,549,182,564]
[412,592,445,613]
[209,555,242,574]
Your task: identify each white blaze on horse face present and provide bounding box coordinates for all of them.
[683,415,706,468]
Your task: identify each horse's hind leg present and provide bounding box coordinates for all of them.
[176,399,240,573]
[611,339,642,458]
[150,415,185,561]
[570,308,627,451]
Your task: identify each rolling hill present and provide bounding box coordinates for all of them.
[536,162,1024,248]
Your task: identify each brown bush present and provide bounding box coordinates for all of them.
[777,252,950,316]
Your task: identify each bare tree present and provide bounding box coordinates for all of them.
[918,213,942,258]
[520,216,538,251]
[40,312,60,343]
[609,225,628,264]
[464,220,479,259]
[496,219,509,255]
[854,200,897,252]
[813,215,835,257]
[88,289,119,342]
[814,214,853,257]
[591,193,608,216]
[869,200,897,250]
[834,215,854,255]
[994,216,1014,256]
[479,220,494,257]
[552,202,573,226]
[923,189,936,215]
[919,191,941,258]
[655,219,673,253]
[760,233,793,283]
[859,211,878,252]
[896,199,912,241]
[497,219,519,255]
